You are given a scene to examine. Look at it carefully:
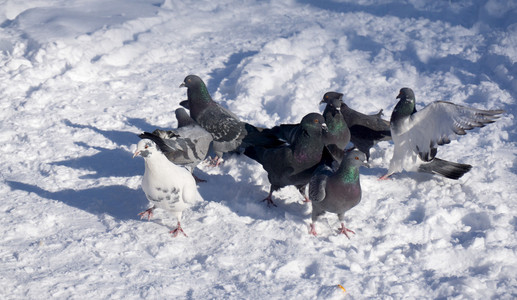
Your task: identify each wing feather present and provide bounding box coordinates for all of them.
[395,101,502,160]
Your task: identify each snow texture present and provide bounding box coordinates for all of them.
[1,0,516,299]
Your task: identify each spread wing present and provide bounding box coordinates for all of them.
[394,101,503,161]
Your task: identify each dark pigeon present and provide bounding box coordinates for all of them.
[180,75,248,165]
[309,149,368,238]
[381,87,504,180]
[244,113,329,207]
[320,93,351,163]
[139,108,213,182]
[321,92,391,160]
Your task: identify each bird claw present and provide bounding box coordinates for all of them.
[261,196,277,207]
[138,207,155,221]
[205,156,223,167]
[309,223,318,236]
[378,174,391,180]
[170,222,187,237]
[338,224,355,239]
[302,196,311,203]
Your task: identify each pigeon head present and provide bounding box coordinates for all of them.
[336,149,369,183]
[175,108,196,127]
[133,139,158,158]
[300,113,328,133]
[396,88,415,103]
[320,92,343,105]
[344,149,369,168]
[320,92,343,115]
[392,87,417,121]
[180,75,212,104]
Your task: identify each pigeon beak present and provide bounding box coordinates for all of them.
[179,82,186,88]
[133,150,140,158]
[321,123,328,132]
[396,92,402,99]
[319,99,325,105]
[363,160,370,168]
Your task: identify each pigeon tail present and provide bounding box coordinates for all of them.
[418,158,472,180]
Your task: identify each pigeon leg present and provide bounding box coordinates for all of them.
[379,173,392,180]
[170,221,187,237]
[309,223,318,236]
[138,206,156,221]
[207,156,223,167]
[296,185,310,203]
[338,223,355,239]
[261,188,277,207]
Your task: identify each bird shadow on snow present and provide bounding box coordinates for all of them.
[5,118,164,220]
[51,142,142,179]
[6,180,147,220]
[55,119,160,179]
[197,155,310,222]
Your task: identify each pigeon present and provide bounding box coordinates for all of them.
[309,149,369,238]
[381,87,504,180]
[138,108,213,182]
[180,74,248,165]
[320,93,351,163]
[321,92,391,160]
[133,139,202,237]
[244,113,329,206]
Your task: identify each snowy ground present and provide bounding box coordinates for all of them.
[1,0,517,298]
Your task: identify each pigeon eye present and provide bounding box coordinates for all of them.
[355,156,359,160]
[145,145,149,149]
[314,119,319,123]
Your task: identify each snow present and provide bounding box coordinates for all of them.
[1,0,516,298]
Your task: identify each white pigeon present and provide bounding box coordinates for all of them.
[381,87,504,180]
[133,139,201,237]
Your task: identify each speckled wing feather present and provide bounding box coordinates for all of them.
[393,101,503,161]
[309,164,332,203]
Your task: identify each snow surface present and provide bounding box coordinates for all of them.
[1,0,516,298]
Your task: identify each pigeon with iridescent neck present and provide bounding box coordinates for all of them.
[381,87,504,180]
[309,149,368,238]
[320,93,351,163]
[180,75,247,165]
[133,139,202,237]
[244,113,329,207]
[321,92,391,160]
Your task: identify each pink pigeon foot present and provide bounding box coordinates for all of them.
[261,193,277,207]
[379,173,392,180]
[170,222,187,237]
[208,156,223,167]
[138,206,155,221]
[309,223,318,236]
[338,223,355,239]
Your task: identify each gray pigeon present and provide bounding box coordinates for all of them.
[180,75,248,165]
[381,87,504,180]
[320,93,351,163]
[133,139,202,237]
[321,92,391,160]
[244,113,329,206]
[138,108,213,182]
[309,149,368,238]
